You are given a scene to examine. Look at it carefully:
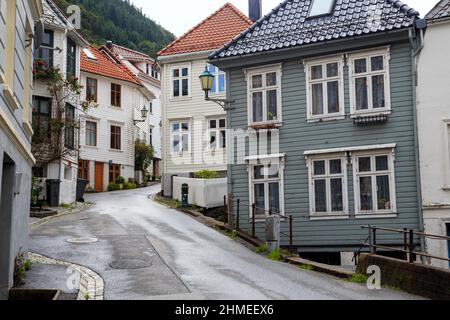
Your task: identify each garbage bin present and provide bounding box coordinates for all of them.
[46,179,61,207]
[181,183,189,208]
[76,179,89,202]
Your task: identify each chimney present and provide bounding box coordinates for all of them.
[106,41,113,49]
[249,0,262,22]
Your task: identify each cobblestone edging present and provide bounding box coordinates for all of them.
[29,253,104,300]
[30,202,93,228]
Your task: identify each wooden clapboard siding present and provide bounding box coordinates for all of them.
[227,39,420,252]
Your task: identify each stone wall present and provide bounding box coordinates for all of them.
[357,253,450,300]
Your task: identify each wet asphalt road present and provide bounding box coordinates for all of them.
[29,185,422,300]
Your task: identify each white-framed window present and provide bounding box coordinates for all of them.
[171,65,190,98]
[353,150,397,216]
[349,47,391,116]
[248,156,285,217]
[246,64,282,126]
[208,117,226,150]
[170,120,190,154]
[307,154,348,217]
[207,64,226,94]
[305,56,345,121]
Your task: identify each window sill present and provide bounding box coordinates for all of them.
[309,214,350,221]
[83,145,99,150]
[307,115,346,123]
[2,85,20,111]
[350,110,391,118]
[109,149,123,153]
[22,120,34,137]
[169,96,192,102]
[248,121,283,130]
[108,105,122,110]
[355,213,397,219]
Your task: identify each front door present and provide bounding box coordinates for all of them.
[94,162,104,192]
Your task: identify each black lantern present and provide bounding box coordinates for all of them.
[134,105,149,125]
[199,65,215,99]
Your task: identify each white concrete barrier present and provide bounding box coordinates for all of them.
[173,177,227,209]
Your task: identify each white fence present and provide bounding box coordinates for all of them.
[173,177,227,209]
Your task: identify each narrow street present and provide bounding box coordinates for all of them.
[30,186,420,300]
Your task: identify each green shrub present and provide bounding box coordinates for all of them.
[123,181,137,190]
[255,243,268,254]
[193,170,219,179]
[347,273,368,284]
[108,182,121,191]
[267,249,283,261]
[115,176,125,184]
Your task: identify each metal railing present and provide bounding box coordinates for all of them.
[224,195,294,250]
[362,225,450,263]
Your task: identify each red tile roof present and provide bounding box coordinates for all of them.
[80,45,141,85]
[157,3,253,57]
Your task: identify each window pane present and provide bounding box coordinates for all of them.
[330,178,343,212]
[182,122,189,131]
[371,56,384,71]
[314,161,326,175]
[360,177,373,211]
[330,159,342,174]
[266,72,277,86]
[172,123,179,132]
[311,65,322,80]
[268,163,279,179]
[220,130,226,148]
[312,83,324,115]
[211,76,217,93]
[218,74,225,92]
[182,79,189,96]
[182,68,189,76]
[252,92,263,122]
[173,80,179,97]
[314,179,327,213]
[219,119,226,128]
[377,175,391,210]
[182,134,189,151]
[372,75,385,109]
[254,165,264,180]
[267,90,277,121]
[355,77,368,110]
[359,157,371,172]
[209,120,217,129]
[269,183,280,213]
[376,156,389,171]
[254,184,266,215]
[327,63,338,77]
[327,81,339,114]
[252,75,263,89]
[173,69,179,77]
[208,64,216,73]
[354,58,367,73]
[173,135,179,152]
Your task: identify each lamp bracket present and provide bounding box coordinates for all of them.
[206,97,235,111]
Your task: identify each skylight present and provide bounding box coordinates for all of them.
[83,48,97,60]
[308,0,335,17]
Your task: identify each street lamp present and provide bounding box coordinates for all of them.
[199,65,234,110]
[133,105,149,125]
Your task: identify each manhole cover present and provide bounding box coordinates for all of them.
[110,259,152,270]
[66,237,98,244]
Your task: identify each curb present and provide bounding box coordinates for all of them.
[284,256,355,279]
[29,253,105,300]
[30,203,93,228]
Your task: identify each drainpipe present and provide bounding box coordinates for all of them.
[408,20,426,259]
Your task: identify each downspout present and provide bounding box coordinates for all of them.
[408,20,426,257]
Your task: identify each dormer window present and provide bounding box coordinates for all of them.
[308,0,335,18]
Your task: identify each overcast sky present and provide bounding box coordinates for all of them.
[130,0,437,37]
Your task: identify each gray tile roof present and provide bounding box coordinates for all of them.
[426,0,450,20]
[211,0,418,59]
[41,0,67,28]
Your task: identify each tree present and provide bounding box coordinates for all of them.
[135,139,154,175]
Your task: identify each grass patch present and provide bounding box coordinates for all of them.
[214,226,238,240]
[255,243,267,254]
[60,203,72,209]
[154,194,182,209]
[24,259,33,271]
[299,264,314,271]
[347,273,368,284]
[267,249,283,262]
